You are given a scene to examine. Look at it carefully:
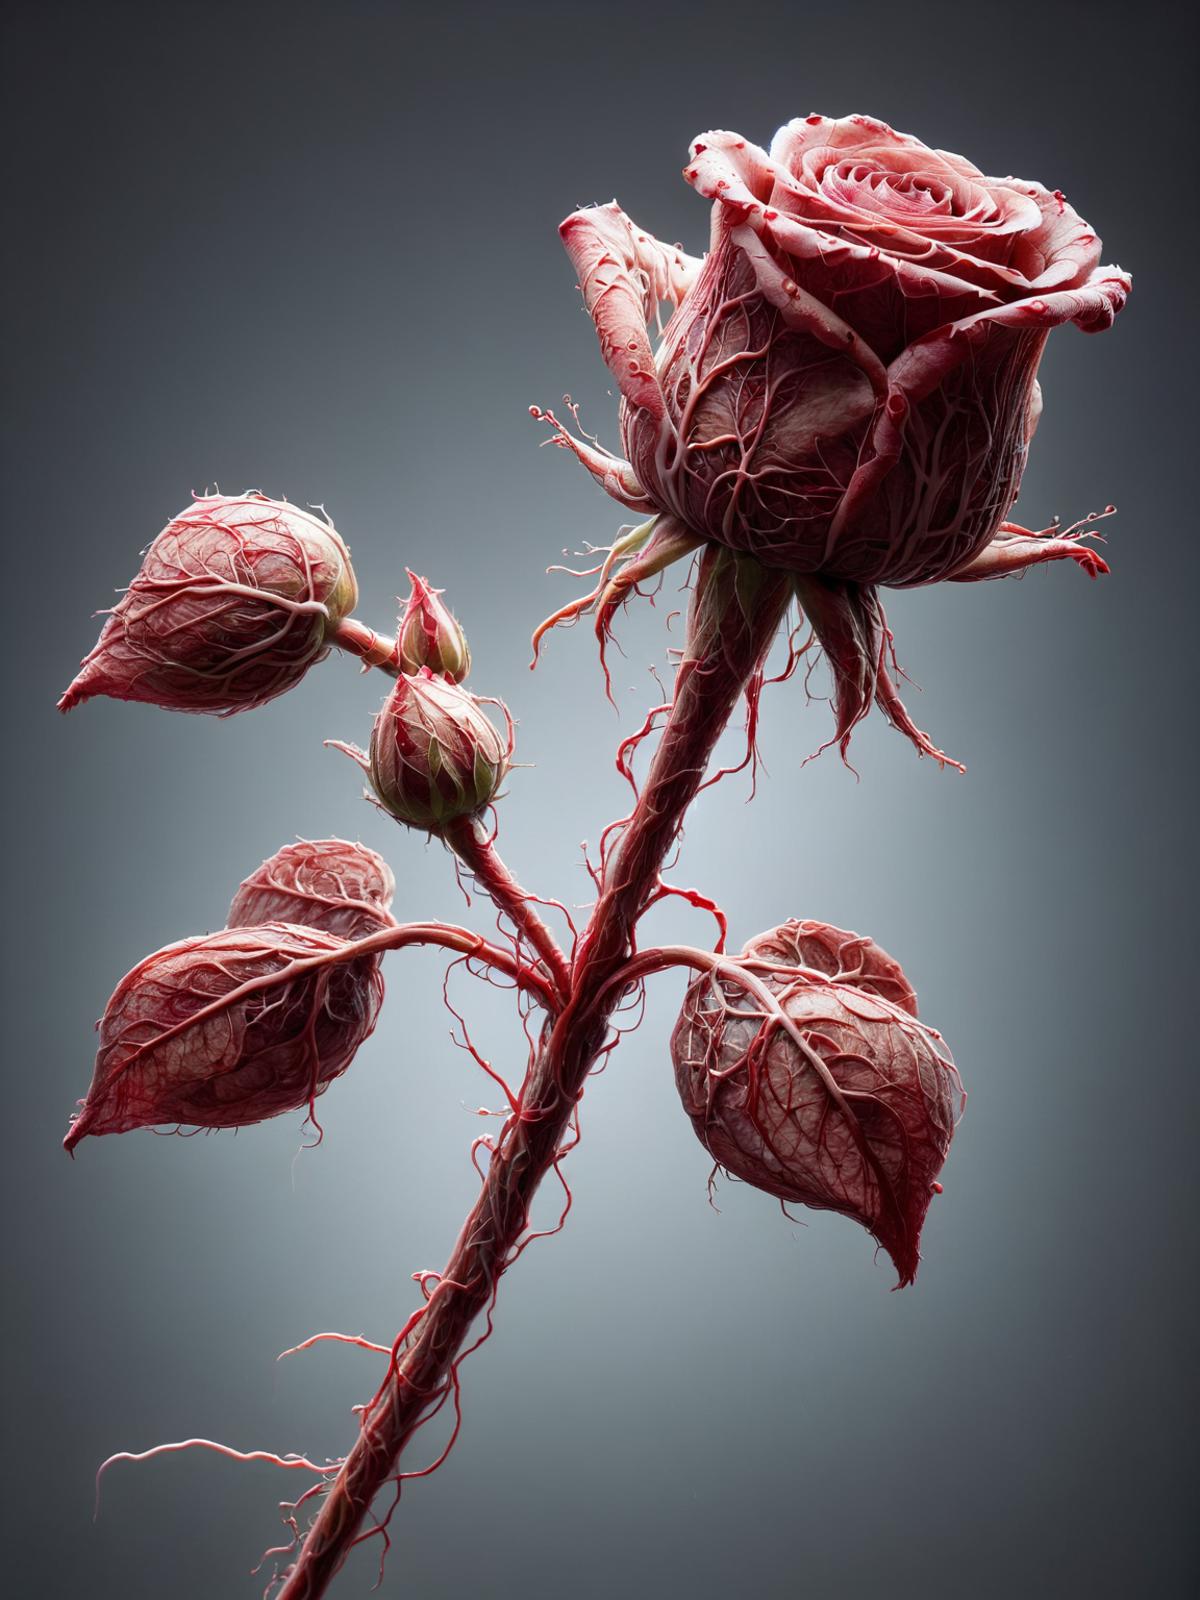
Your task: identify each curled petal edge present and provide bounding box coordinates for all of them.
[831,265,1131,545]
[559,202,703,419]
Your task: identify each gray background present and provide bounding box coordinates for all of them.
[4,2,1195,1595]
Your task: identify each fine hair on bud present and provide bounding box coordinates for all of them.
[364,668,510,833]
[63,924,383,1149]
[59,493,359,716]
[228,838,396,940]
[671,921,963,1285]
[397,570,471,682]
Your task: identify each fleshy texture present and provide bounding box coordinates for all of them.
[671,920,963,1284]
[565,115,1128,585]
[551,114,1129,761]
[743,918,918,1016]
[64,924,383,1149]
[397,571,471,682]
[228,839,397,940]
[363,668,510,832]
[59,493,358,716]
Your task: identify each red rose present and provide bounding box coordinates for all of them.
[59,493,358,716]
[561,114,1128,586]
[63,924,383,1148]
[549,115,1129,761]
[671,921,963,1285]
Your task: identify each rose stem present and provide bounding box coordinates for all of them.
[276,549,790,1599]
[329,617,404,674]
[444,816,573,1003]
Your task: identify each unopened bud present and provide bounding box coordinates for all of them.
[59,492,358,716]
[63,924,383,1149]
[228,839,396,940]
[397,571,471,682]
[671,920,963,1287]
[364,669,509,833]
[742,919,918,1016]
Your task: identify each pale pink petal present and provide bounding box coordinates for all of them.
[559,203,702,419]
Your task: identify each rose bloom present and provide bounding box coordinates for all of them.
[60,493,358,716]
[549,114,1130,758]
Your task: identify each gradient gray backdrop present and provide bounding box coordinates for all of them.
[4,2,1195,1595]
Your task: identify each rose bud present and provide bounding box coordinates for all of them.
[59,492,359,716]
[336,668,510,834]
[743,918,918,1017]
[671,921,963,1285]
[397,570,471,682]
[228,838,396,940]
[549,115,1129,760]
[63,923,383,1150]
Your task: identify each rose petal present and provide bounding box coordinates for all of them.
[559,202,701,419]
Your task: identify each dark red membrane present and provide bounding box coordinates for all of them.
[64,923,383,1150]
[671,921,963,1285]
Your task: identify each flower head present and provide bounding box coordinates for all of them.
[543,115,1129,761]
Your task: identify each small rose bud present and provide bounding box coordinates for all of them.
[362,669,510,833]
[228,838,396,940]
[59,492,359,716]
[671,921,963,1286]
[397,570,471,682]
[63,923,383,1149]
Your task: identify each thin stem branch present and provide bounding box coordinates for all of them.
[601,941,833,996]
[445,816,573,1003]
[329,618,404,674]
[258,920,561,1014]
[276,548,790,1598]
